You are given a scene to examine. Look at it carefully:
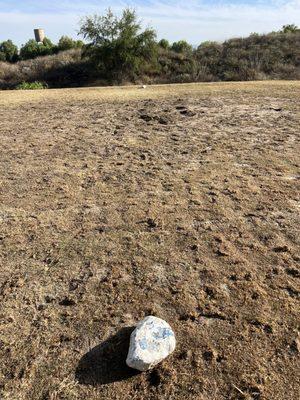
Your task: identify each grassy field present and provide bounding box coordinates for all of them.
[1,80,300,106]
[0,82,299,400]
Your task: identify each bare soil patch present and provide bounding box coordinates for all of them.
[0,82,299,399]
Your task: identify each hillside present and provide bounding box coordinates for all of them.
[0,30,299,89]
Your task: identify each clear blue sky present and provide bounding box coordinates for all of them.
[0,1,299,46]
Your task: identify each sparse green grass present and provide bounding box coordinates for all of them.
[16,81,47,90]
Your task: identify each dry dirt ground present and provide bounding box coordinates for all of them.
[0,82,299,400]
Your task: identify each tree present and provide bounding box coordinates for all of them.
[39,37,55,56]
[0,40,18,62]
[196,41,223,77]
[79,8,157,80]
[158,39,170,50]
[20,39,40,59]
[171,40,193,54]
[281,24,299,33]
[58,36,84,51]
[20,38,54,60]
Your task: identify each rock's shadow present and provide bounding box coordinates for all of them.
[75,327,139,386]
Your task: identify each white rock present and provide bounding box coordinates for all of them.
[126,316,176,371]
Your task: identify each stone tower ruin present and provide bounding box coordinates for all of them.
[34,29,45,43]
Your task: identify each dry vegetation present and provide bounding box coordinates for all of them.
[0,82,299,400]
[1,28,300,90]
[0,49,85,89]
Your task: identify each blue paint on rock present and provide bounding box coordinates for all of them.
[153,327,174,340]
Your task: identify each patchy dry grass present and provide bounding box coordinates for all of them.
[1,80,299,107]
[0,82,299,400]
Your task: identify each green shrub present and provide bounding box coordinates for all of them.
[58,36,84,51]
[171,40,193,54]
[281,24,299,34]
[158,39,170,50]
[16,81,47,90]
[20,38,55,60]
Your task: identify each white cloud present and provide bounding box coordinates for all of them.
[0,1,299,46]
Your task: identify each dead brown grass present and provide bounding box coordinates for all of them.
[0,82,299,400]
[0,49,82,90]
[1,81,300,107]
